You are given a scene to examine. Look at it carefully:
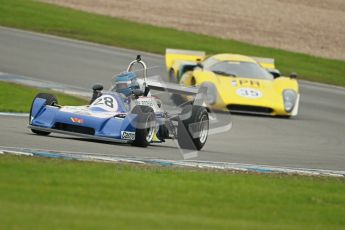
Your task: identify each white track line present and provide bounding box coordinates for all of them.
[0,145,344,177]
[0,112,29,117]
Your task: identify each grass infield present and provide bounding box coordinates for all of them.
[0,154,345,229]
[0,0,344,86]
[0,81,87,112]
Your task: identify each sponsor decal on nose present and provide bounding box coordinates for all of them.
[121,131,135,140]
[70,117,84,124]
[240,80,260,87]
[250,81,260,87]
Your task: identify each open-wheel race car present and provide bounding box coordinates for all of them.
[28,56,209,150]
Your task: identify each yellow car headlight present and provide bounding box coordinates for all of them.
[202,82,217,105]
[283,89,297,112]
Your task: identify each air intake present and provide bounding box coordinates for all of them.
[54,123,95,135]
[227,104,273,114]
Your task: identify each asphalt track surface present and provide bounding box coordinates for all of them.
[1,27,345,170]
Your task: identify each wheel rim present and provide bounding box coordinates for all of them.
[145,115,156,142]
[199,114,209,144]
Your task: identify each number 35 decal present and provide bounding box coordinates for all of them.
[236,88,263,99]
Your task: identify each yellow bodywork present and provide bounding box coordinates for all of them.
[165,49,300,116]
[166,48,206,77]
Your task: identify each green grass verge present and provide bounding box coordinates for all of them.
[0,154,345,229]
[0,81,87,112]
[0,0,344,86]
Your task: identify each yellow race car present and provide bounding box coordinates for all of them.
[165,49,300,117]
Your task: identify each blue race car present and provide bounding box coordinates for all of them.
[28,56,209,150]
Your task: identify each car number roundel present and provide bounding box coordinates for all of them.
[90,95,119,112]
[236,88,262,99]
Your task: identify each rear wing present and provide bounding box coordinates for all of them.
[147,80,198,96]
[147,80,207,107]
[250,56,275,69]
[165,48,276,70]
[165,48,206,70]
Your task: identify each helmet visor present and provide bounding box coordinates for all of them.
[115,81,130,90]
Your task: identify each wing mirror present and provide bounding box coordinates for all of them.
[92,84,104,91]
[195,58,203,69]
[268,69,281,79]
[90,84,104,104]
[289,72,298,79]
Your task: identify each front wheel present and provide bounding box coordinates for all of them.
[130,105,156,147]
[177,105,209,150]
[29,93,58,136]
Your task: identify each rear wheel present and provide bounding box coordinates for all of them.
[29,93,57,136]
[131,105,156,147]
[168,68,178,83]
[177,105,209,150]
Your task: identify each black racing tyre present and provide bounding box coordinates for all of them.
[170,94,189,107]
[168,68,178,83]
[29,93,58,136]
[130,105,156,147]
[177,105,209,150]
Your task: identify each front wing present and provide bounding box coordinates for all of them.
[28,125,131,143]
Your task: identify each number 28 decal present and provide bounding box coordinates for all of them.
[94,96,114,108]
[91,95,118,111]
